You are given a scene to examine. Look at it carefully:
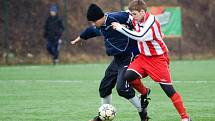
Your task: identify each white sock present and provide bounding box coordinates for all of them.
[101,94,112,105]
[129,96,142,112]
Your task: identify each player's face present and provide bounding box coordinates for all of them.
[92,16,105,27]
[131,10,145,22]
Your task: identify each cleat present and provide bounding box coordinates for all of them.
[89,116,102,121]
[140,88,151,109]
[181,117,192,121]
[139,110,150,121]
[139,88,151,121]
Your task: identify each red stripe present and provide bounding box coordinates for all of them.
[155,20,162,37]
[139,41,144,53]
[156,39,168,54]
[132,19,136,29]
[154,21,168,53]
[147,26,157,55]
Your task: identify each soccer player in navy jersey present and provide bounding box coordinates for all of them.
[71,3,150,121]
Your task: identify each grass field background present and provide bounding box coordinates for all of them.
[0,60,215,121]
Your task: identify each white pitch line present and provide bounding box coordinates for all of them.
[144,80,213,84]
[0,80,214,84]
[174,80,209,83]
[0,80,98,83]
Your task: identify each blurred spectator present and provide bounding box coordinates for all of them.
[44,3,64,65]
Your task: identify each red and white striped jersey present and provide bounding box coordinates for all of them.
[115,12,168,56]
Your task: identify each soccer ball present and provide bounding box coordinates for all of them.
[98,104,116,121]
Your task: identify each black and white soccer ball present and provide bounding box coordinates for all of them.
[98,104,116,121]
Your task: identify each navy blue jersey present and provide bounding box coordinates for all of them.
[80,11,139,56]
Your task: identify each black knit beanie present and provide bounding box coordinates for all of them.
[87,4,104,21]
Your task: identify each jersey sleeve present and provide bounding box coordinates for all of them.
[80,26,102,40]
[115,15,155,41]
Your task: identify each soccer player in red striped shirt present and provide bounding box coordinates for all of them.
[112,0,191,121]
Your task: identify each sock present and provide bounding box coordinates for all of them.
[101,94,112,105]
[129,78,147,95]
[170,92,189,119]
[129,96,142,112]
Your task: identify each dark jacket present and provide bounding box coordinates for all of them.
[80,11,139,56]
[44,16,64,41]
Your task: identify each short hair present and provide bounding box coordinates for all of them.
[128,0,147,12]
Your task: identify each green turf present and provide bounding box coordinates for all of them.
[0,60,215,121]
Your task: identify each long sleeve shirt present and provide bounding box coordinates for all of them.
[80,12,139,56]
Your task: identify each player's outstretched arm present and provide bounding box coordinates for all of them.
[71,26,102,45]
[70,36,81,45]
[111,15,155,41]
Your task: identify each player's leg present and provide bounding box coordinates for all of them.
[124,70,150,121]
[143,53,191,120]
[125,70,148,96]
[89,60,118,121]
[116,67,136,99]
[116,66,144,120]
[116,60,149,121]
[160,84,191,121]
[99,60,118,104]
[124,55,151,120]
[125,55,149,96]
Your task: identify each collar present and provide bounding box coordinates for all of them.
[101,13,108,27]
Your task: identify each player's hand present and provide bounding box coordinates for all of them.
[71,36,81,45]
[111,22,123,30]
